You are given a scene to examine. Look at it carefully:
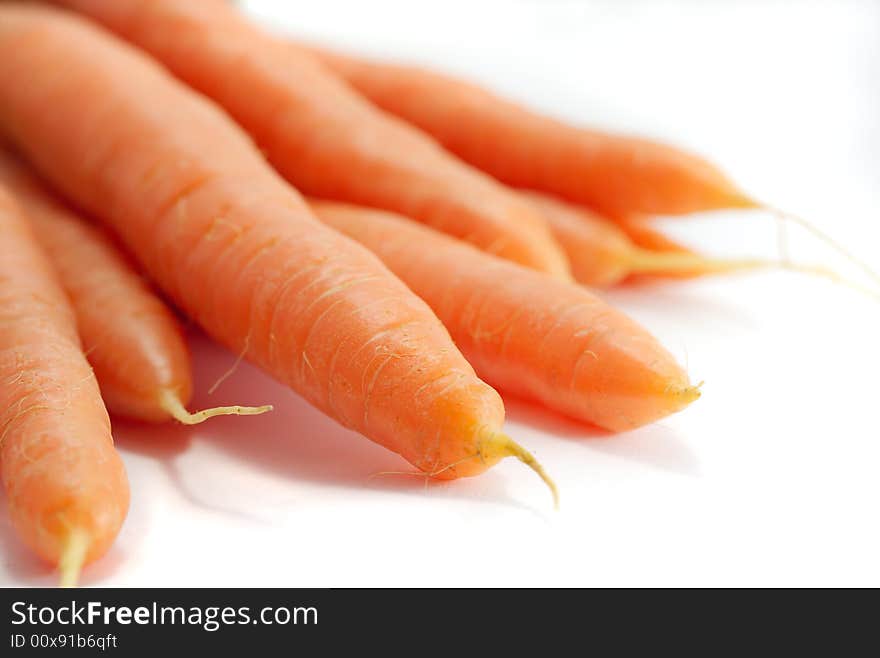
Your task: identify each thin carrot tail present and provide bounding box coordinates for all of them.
[368,433,558,508]
[766,206,880,288]
[780,263,880,302]
[628,248,880,301]
[58,528,89,588]
[484,432,559,509]
[627,248,772,277]
[158,389,272,425]
[631,199,880,296]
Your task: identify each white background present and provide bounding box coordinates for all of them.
[3,0,879,587]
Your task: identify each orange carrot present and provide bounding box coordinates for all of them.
[522,191,760,285]
[50,0,571,280]
[302,44,880,293]
[0,185,129,586]
[297,45,754,220]
[524,192,873,292]
[309,199,701,432]
[0,148,271,424]
[0,5,554,499]
[522,191,633,286]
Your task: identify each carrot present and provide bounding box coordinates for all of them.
[49,0,571,280]
[0,148,271,424]
[0,185,129,586]
[308,199,701,432]
[302,44,880,290]
[296,45,754,219]
[524,192,874,293]
[522,191,762,285]
[0,5,555,501]
[524,191,633,287]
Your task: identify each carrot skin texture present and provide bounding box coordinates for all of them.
[0,187,129,566]
[0,149,192,422]
[50,0,571,279]
[310,200,699,431]
[0,5,512,479]
[303,47,754,219]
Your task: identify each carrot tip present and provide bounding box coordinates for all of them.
[630,246,880,302]
[730,193,763,210]
[58,528,89,588]
[492,433,559,510]
[627,248,770,277]
[677,382,703,406]
[159,389,272,425]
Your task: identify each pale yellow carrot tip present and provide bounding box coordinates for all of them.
[58,528,89,588]
[629,243,880,303]
[493,433,560,510]
[158,389,272,425]
[678,381,703,406]
[627,248,772,276]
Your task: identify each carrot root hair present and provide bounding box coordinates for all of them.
[629,246,880,301]
[486,432,559,509]
[369,433,559,509]
[767,206,880,288]
[207,335,249,395]
[58,527,89,588]
[158,389,272,425]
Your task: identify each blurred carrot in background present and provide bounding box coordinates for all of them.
[299,45,755,219]
[49,0,571,278]
[300,43,880,292]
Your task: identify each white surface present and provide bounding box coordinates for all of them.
[3,0,879,587]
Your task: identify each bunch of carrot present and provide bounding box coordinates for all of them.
[0,0,854,586]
